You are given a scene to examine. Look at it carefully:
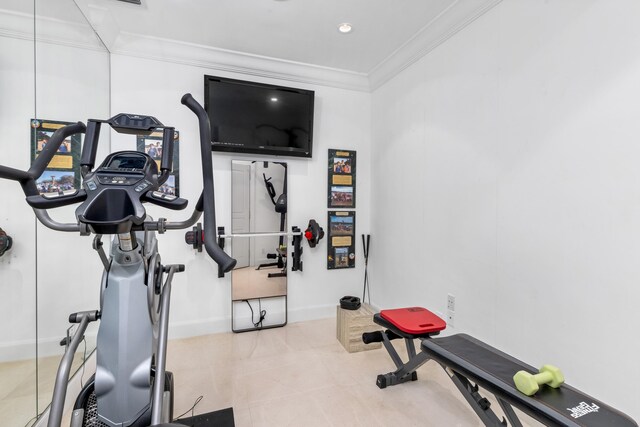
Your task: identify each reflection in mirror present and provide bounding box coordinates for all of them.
[0,2,37,424]
[231,160,288,332]
[34,0,110,419]
[0,0,109,425]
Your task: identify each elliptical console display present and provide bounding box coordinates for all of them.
[78,150,186,235]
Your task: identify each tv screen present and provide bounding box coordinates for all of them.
[204,75,315,158]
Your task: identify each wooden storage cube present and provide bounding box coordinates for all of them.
[336,303,383,353]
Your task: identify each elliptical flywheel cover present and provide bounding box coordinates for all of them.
[340,296,361,310]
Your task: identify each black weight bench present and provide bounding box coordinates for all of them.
[363,307,637,427]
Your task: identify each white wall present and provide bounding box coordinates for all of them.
[109,54,371,337]
[0,35,38,362]
[33,41,110,358]
[371,0,640,420]
[0,26,110,361]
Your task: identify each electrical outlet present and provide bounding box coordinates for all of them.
[447,294,456,311]
[447,310,455,327]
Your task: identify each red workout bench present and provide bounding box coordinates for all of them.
[363,307,637,427]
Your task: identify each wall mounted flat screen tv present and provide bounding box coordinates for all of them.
[204,75,315,158]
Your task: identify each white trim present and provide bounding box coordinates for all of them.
[0,333,97,363]
[0,338,37,363]
[369,0,504,90]
[1,1,503,92]
[0,8,106,52]
[165,303,338,340]
[0,304,338,361]
[110,31,371,92]
[166,315,230,339]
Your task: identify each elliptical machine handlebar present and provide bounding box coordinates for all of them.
[0,122,86,198]
[0,97,237,272]
[181,93,237,273]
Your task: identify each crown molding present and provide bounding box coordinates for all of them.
[0,9,32,42]
[107,0,501,92]
[1,1,502,92]
[0,8,106,52]
[110,32,371,92]
[368,0,503,91]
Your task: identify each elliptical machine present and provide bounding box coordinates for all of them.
[0,94,236,427]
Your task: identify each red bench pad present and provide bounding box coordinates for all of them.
[379,307,446,335]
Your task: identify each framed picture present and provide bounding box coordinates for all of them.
[327,211,356,269]
[328,149,356,208]
[30,119,82,196]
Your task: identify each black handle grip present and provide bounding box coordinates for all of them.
[142,192,188,210]
[0,165,32,183]
[157,126,175,186]
[26,190,88,209]
[164,264,186,273]
[362,330,402,344]
[195,191,204,212]
[80,120,101,175]
[29,122,86,181]
[28,122,86,197]
[1,122,86,197]
[181,93,237,273]
[362,331,383,344]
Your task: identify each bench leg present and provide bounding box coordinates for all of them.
[376,333,430,389]
[446,368,508,426]
[497,398,524,427]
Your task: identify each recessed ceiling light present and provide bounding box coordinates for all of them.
[270,97,279,102]
[338,23,353,34]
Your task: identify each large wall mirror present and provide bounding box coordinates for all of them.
[231,160,288,332]
[0,1,110,425]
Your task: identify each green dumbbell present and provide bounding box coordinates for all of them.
[513,365,564,396]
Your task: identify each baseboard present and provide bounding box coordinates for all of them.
[0,334,97,363]
[167,303,339,339]
[288,303,337,323]
[1,304,352,361]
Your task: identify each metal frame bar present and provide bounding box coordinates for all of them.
[219,231,302,238]
[447,370,506,426]
[497,398,524,427]
[48,311,99,427]
[374,332,527,426]
[378,330,523,427]
[150,265,177,425]
[377,332,431,387]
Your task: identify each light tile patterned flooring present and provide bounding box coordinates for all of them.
[165,318,538,427]
[1,352,84,427]
[2,318,540,426]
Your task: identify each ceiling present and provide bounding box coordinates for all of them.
[0,0,502,90]
[90,0,460,74]
[79,0,501,82]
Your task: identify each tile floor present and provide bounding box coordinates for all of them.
[3,317,540,426]
[165,318,539,427]
[1,351,85,427]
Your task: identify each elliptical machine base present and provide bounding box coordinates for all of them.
[71,371,174,427]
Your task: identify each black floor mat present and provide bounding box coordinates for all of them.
[173,407,235,427]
